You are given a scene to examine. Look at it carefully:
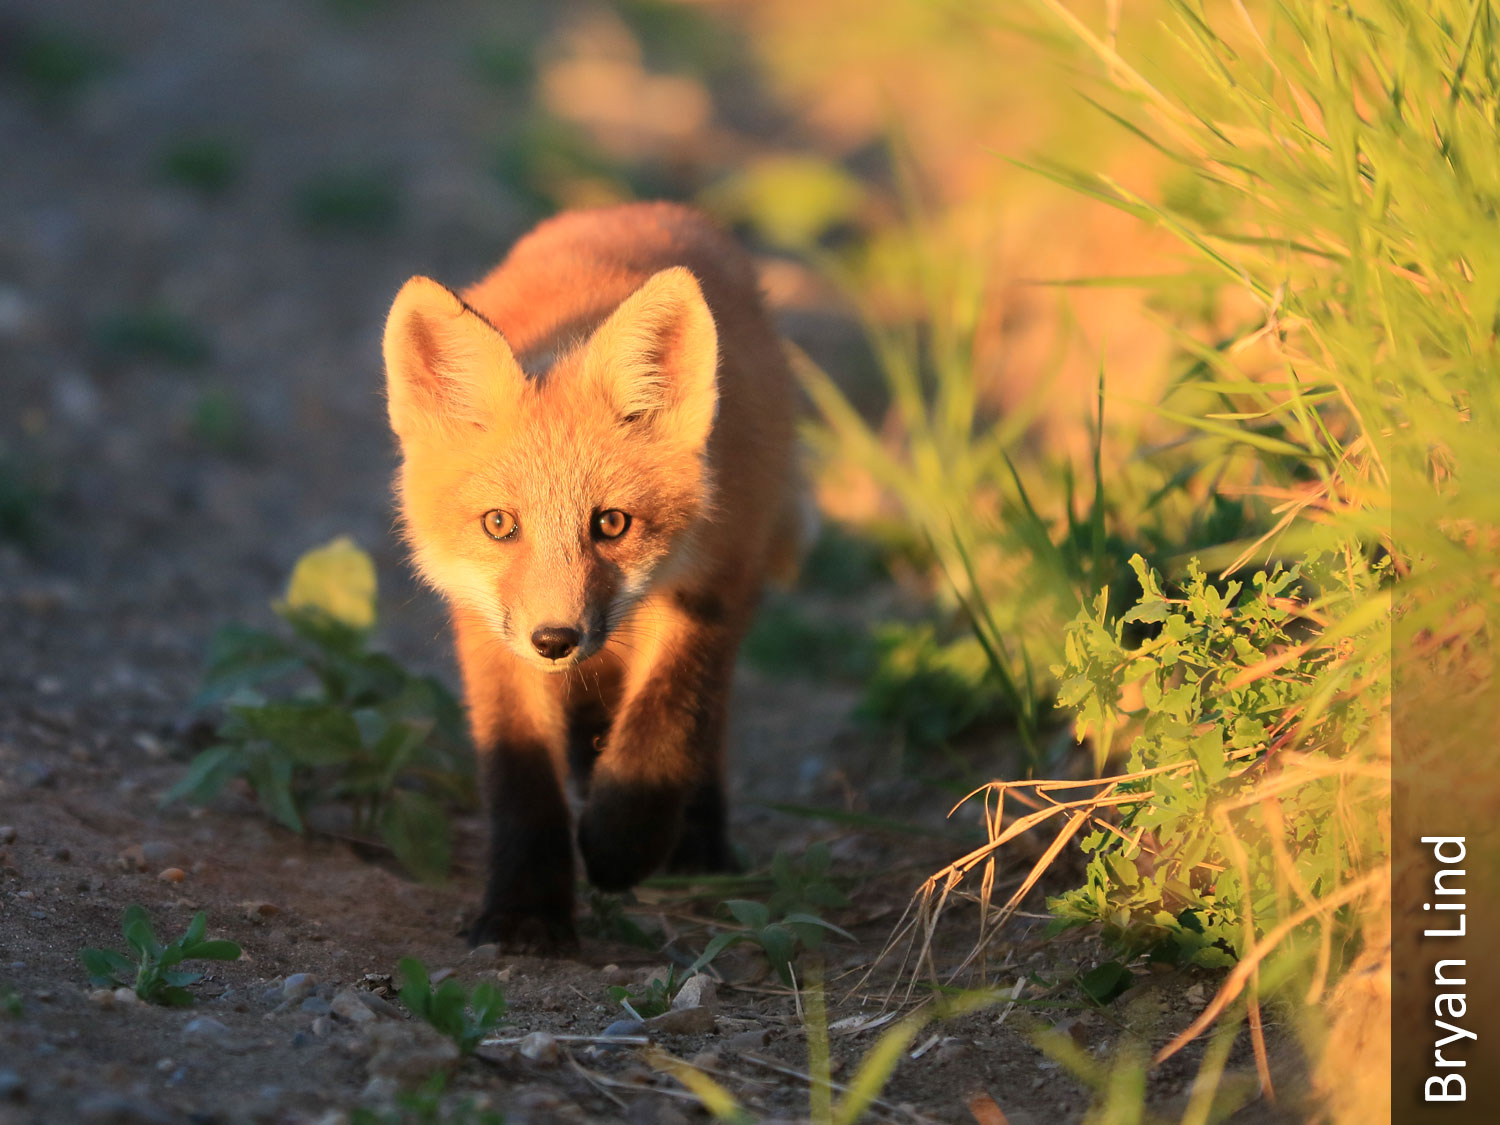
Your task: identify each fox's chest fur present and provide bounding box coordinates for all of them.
[383,202,803,949]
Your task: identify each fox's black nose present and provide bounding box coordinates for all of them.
[531,625,581,660]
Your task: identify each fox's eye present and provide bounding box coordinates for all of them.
[481,510,519,541]
[594,509,630,540]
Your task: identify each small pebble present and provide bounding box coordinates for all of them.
[139,841,181,867]
[646,1006,715,1035]
[181,1017,231,1041]
[428,968,455,985]
[300,996,332,1016]
[0,827,14,845]
[671,974,718,1011]
[357,991,403,1020]
[112,988,139,1006]
[243,901,280,921]
[519,1030,559,1065]
[330,988,375,1024]
[725,1028,771,1052]
[467,943,499,961]
[158,867,186,884]
[291,1031,311,1049]
[311,1016,333,1038]
[282,973,316,1001]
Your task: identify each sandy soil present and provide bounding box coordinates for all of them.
[0,1,1304,1121]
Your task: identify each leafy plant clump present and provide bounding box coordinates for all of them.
[691,897,853,987]
[397,958,505,1055]
[609,966,682,1020]
[80,906,241,1006]
[166,537,473,882]
[1048,553,1384,966]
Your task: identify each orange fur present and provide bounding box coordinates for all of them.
[383,202,803,949]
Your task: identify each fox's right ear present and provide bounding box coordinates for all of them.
[383,277,523,443]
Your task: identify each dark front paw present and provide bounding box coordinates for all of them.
[577,780,683,891]
[467,903,578,954]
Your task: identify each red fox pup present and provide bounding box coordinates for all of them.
[383,203,803,949]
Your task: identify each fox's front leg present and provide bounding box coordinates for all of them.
[455,612,576,951]
[578,597,737,891]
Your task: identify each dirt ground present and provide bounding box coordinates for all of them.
[0,1,1306,1121]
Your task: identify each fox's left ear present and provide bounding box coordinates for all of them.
[582,267,719,448]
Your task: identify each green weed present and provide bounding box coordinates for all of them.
[609,966,681,1020]
[295,169,400,234]
[92,307,212,368]
[188,387,251,457]
[0,23,113,106]
[0,453,45,548]
[159,137,242,197]
[396,958,505,1055]
[166,537,473,882]
[79,906,241,1007]
[689,897,852,987]
[351,1073,504,1125]
[1,985,21,1018]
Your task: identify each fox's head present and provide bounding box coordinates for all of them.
[383,267,719,671]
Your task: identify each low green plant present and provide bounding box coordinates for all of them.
[581,889,663,951]
[740,599,874,683]
[295,169,400,234]
[166,537,473,882]
[397,959,505,1055]
[92,307,212,368]
[1,22,113,106]
[855,623,1010,750]
[350,1073,504,1125]
[689,898,852,987]
[0,453,45,548]
[1047,552,1384,966]
[1,985,22,1018]
[159,136,242,197]
[189,387,251,456]
[765,841,849,918]
[609,966,681,1020]
[79,906,241,1007]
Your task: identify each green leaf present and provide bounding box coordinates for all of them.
[181,940,241,962]
[725,899,770,930]
[470,981,506,1030]
[197,625,303,705]
[182,912,207,947]
[756,923,798,985]
[247,753,303,833]
[277,536,377,631]
[122,905,157,958]
[160,745,243,807]
[80,947,132,986]
[1080,961,1134,1005]
[232,702,363,765]
[689,931,748,976]
[378,788,451,883]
